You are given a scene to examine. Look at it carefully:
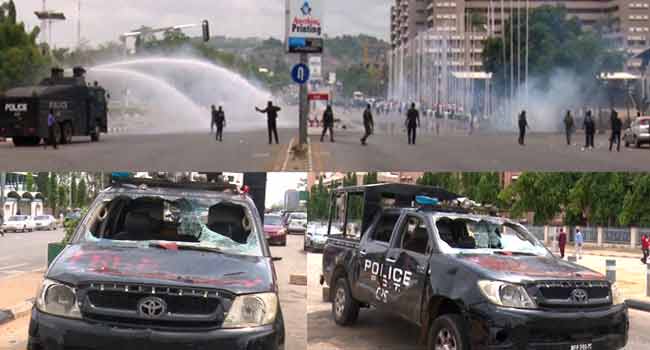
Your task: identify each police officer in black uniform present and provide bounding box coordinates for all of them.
[321,105,335,142]
[215,106,226,142]
[361,104,374,146]
[256,101,282,144]
[210,105,218,134]
[518,110,529,145]
[405,103,420,145]
[609,109,622,152]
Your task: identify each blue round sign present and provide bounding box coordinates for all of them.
[291,63,310,84]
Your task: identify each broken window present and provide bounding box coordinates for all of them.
[77,193,262,257]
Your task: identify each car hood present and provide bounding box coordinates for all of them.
[48,243,275,295]
[455,254,606,282]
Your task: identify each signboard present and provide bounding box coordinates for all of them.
[328,72,337,85]
[291,63,311,84]
[286,0,323,54]
[309,56,322,79]
[308,92,330,101]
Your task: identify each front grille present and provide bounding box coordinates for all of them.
[79,282,233,329]
[529,280,612,309]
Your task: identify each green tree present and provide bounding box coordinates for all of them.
[76,178,88,208]
[620,175,650,226]
[417,173,461,194]
[70,175,77,208]
[48,173,58,214]
[24,173,34,192]
[57,185,68,212]
[308,176,330,222]
[363,172,378,185]
[36,172,49,197]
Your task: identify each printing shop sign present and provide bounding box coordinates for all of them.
[286,0,323,54]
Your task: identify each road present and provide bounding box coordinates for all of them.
[0,128,300,172]
[0,233,307,350]
[306,251,650,350]
[0,229,63,279]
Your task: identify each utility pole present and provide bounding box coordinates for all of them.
[525,0,529,108]
[77,0,81,47]
[0,173,5,219]
[299,52,309,146]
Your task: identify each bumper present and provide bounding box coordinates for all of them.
[266,234,287,245]
[466,303,629,350]
[28,309,284,350]
[288,226,306,233]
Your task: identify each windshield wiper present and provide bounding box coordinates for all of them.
[149,242,223,254]
[494,251,538,256]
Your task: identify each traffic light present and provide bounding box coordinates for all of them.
[202,20,210,42]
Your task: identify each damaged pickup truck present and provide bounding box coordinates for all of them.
[28,178,284,350]
[320,184,629,350]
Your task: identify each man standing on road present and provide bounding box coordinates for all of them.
[564,110,575,146]
[256,101,281,145]
[405,103,420,145]
[45,109,58,149]
[215,106,226,142]
[320,105,335,143]
[558,228,567,259]
[583,110,596,150]
[609,109,622,152]
[361,104,374,146]
[210,105,218,134]
[518,110,529,145]
[641,234,649,264]
[575,228,584,260]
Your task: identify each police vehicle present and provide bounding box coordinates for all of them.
[320,184,628,350]
[0,67,108,147]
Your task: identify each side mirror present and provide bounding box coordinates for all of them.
[202,20,210,42]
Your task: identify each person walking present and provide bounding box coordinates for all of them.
[320,105,335,143]
[256,101,281,145]
[583,110,596,150]
[518,110,529,145]
[564,110,575,146]
[361,104,374,146]
[44,109,58,149]
[641,234,649,264]
[609,109,622,152]
[405,103,420,145]
[558,228,568,259]
[215,106,226,142]
[210,105,218,134]
[575,228,584,260]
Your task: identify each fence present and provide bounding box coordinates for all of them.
[527,226,545,241]
[604,228,632,245]
[525,225,644,248]
[581,227,598,243]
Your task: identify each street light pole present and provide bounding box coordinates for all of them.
[299,53,309,146]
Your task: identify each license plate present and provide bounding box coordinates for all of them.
[570,344,592,350]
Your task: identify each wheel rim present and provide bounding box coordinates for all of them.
[435,327,458,350]
[334,286,346,319]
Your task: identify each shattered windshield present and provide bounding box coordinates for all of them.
[77,192,263,257]
[432,215,550,257]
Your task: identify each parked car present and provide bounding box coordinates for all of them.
[265,214,287,246]
[1,215,35,232]
[623,116,650,148]
[29,177,285,350]
[286,212,307,234]
[320,184,628,350]
[33,215,57,231]
[304,222,331,252]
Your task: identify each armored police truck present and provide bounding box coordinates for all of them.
[0,67,108,147]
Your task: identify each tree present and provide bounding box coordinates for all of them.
[76,178,88,208]
[417,173,461,194]
[620,175,650,226]
[70,175,77,208]
[308,176,330,222]
[25,173,34,192]
[57,185,68,212]
[36,172,49,197]
[474,173,501,206]
[363,172,378,185]
[48,173,58,214]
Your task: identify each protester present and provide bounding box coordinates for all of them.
[518,110,529,145]
[255,101,281,145]
[575,228,584,260]
[564,110,574,146]
[583,111,596,150]
[609,109,622,152]
[641,234,649,264]
[214,106,226,142]
[558,228,568,259]
[360,104,374,146]
[210,105,218,134]
[405,103,420,145]
[321,105,335,143]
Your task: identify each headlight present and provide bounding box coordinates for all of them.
[222,293,278,328]
[478,280,537,309]
[611,282,625,306]
[35,279,82,319]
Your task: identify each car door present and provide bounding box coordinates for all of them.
[383,213,432,324]
[354,212,401,305]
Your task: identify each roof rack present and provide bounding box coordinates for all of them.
[110,176,239,192]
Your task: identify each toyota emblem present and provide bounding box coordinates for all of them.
[137,297,167,318]
[570,288,589,303]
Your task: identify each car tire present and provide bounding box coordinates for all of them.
[332,277,360,326]
[427,314,469,350]
[60,122,73,144]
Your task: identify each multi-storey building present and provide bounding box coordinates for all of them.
[388,0,650,109]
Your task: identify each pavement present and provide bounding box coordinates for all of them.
[0,229,63,279]
[306,250,650,350]
[0,233,307,350]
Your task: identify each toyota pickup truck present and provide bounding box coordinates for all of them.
[29,177,285,350]
[320,184,628,350]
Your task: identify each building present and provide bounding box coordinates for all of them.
[388,0,650,109]
[0,173,45,218]
[284,189,301,211]
[308,172,425,189]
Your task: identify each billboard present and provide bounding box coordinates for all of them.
[286,0,323,54]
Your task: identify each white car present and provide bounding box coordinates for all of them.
[287,212,307,234]
[2,215,35,232]
[33,215,57,231]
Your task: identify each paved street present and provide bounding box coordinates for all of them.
[306,251,650,350]
[0,128,299,172]
[0,229,63,279]
[0,233,307,350]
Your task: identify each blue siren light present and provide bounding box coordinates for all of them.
[416,196,440,206]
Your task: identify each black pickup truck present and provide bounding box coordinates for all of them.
[29,177,284,350]
[320,184,628,350]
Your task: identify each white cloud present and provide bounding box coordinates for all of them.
[15,0,390,48]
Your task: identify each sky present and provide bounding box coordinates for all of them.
[265,172,306,208]
[16,0,391,48]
